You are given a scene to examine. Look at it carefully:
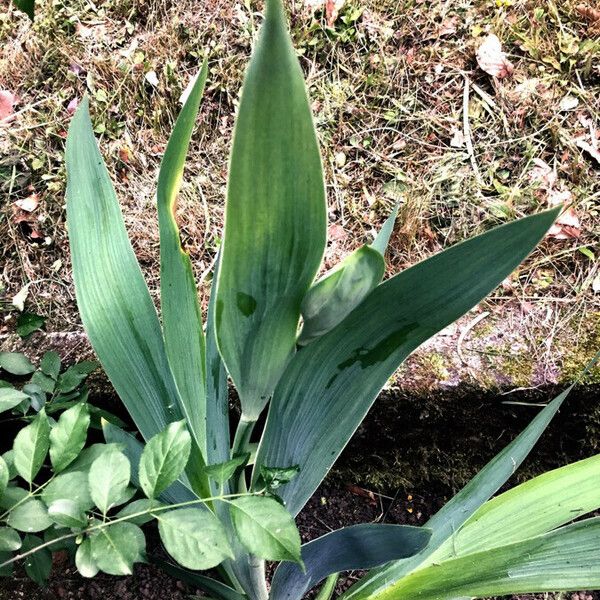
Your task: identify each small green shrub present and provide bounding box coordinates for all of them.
[2,0,598,599]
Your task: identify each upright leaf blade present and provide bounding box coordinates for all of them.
[157,61,209,457]
[216,0,327,419]
[370,205,399,255]
[66,99,183,441]
[270,524,431,600]
[256,209,560,517]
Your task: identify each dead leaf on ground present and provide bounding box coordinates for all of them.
[575,138,600,165]
[476,34,514,79]
[576,4,600,24]
[436,15,459,38]
[67,97,79,115]
[547,207,581,240]
[0,91,17,121]
[345,484,377,506]
[450,127,465,148]
[326,0,345,26]
[15,193,40,212]
[529,158,557,189]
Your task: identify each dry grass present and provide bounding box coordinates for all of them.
[0,0,599,377]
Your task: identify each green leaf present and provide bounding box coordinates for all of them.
[157,61,209,459]
[76,537,99,578]
[205,253,231,485]
[90,522,145,575]
[343,386,573,599]
[376,517,600,599]
[139,420,191,499]
[205,454,250,487]
[40,351,61,380]
[256,208,560,517]
[42,470,95,511]
[157,507,233,570]
[298,246,385,346]
[44,526,77,554]
[88,449,131,514]
[258,464,300,492]
[56,361,98,394]
[16,312,46,338]
[47,499,87,528]
[0,352,34,375]
[270,524,431,600]
[22,383,45,411]
[116,499,163,525]
[0,528,22,552]
[30,371,56,394]
[66,98,184,441]
[0,457,8,499]
[1,450,16,480]
[14,409,50,483]
[370,205,399,255]
[216,0,327,420]
[229,496,302,564]
[22,534,52,586]
[8,499,52,532]
[13,0,34,20]
[49,402,90,472]
[0,389,28,414]
[0,486,28,510]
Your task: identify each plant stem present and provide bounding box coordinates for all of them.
[0,490,262,571]
[247,554,269,600]
[315,574,339,600]
[231,415,256,493]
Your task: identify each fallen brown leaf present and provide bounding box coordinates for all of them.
[15,193,40,212]
[476,34,514,79]
[0,90,17,121]
[548,207,581,240]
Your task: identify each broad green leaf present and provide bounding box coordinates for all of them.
[0,457,8,498]
[30,371,55,394]
[66,98,184,441]
[22,383,45,411]
[157,60,209,458]
[47,499,87,528]
[298,246,385,346]
[44,526,77,554]
[22,534,51,586]
[156,558,247,600]
[139,420,191,499]
[375,517,600,599]
[256,208,560,517]
[0,528,21,552]
[16,312,46,338]
[156,508,233,570]
[49,402,90,472]
[229,496,301,564]
[8,499,52,532]
[76,537,98,578]
[216,0,327,420]
[56,361,98,394]
[0,551,13,577]
[370,205,399,255]
[205,254,231,482]
[0,352,34,375]
[343,386,572,599]
[432,453,600,561]
[62,443,121,473]
[0,389,29,414]
[42,470,94,511]
[1,450,16,480]
[258,464,300,492]
[102,421,197,505]
[205,454,250,487]
[14,409,50,483]
[271,524,431,600]
[90,522,145,575]
[40,351,61,380]
[116,499,163,526]
[88,449,131,514]
[0,486,28,510]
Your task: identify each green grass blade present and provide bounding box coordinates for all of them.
[66,98,182,441]
[256,208,560,517]
[374,517,600,599]
[157,61,209,458]
[216,0,326,419]
[342,384,573,599]
[270,524,431,600]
